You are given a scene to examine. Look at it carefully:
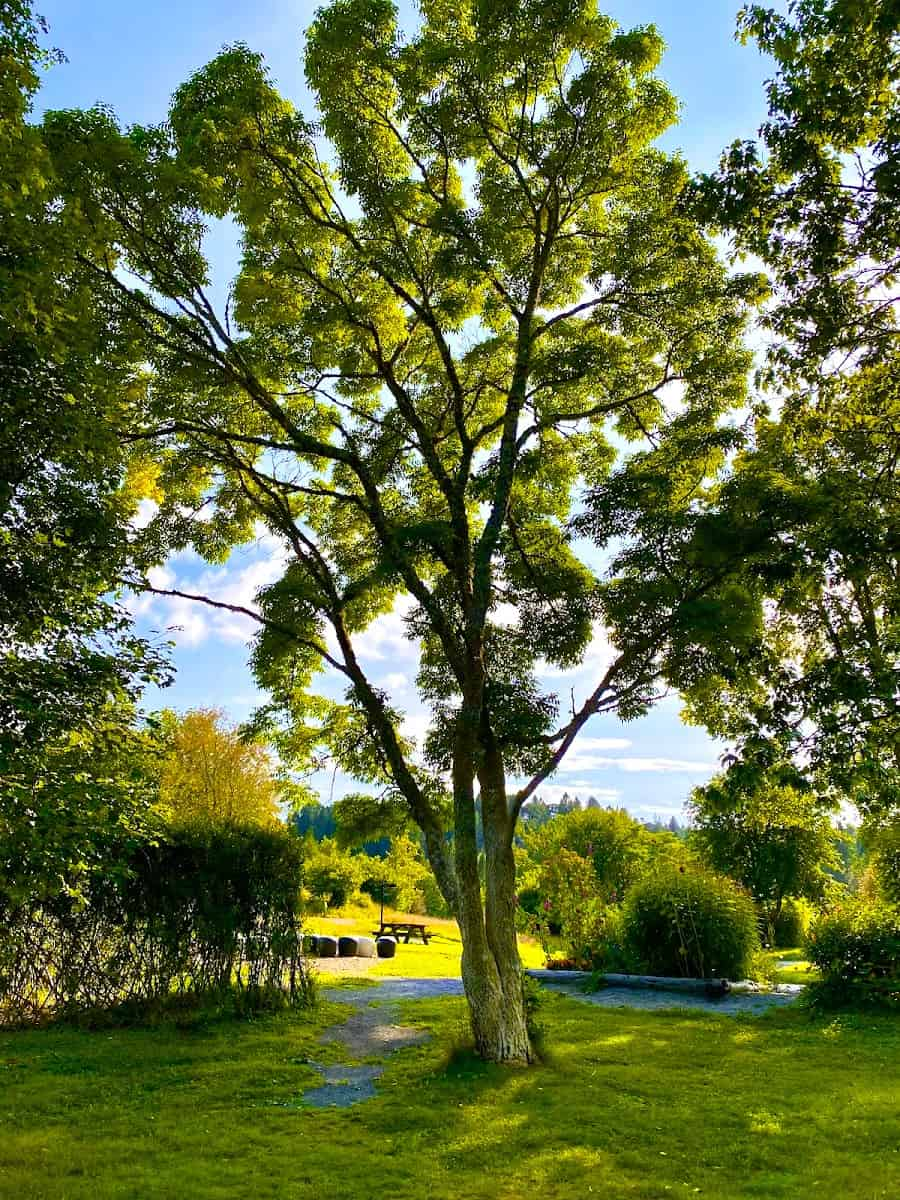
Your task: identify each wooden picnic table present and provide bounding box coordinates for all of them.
[373,920,432,945]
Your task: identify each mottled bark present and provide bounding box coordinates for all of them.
[449,713,533,1065]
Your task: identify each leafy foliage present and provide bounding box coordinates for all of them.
[519,805,682,911]
[301,837,365,912]
[621,864,761,979]
[865,817,900,907]
[520,848,611,970]
[292,800,337,841]
[362,832,432,913]
[34,0,760,1059]
[806,898,900,1010]
[0,822,310,1026]
[158,708,281,827]
[689,773,841,926]
[0,703,163,911]
[769,897,814,950]
[331,790,411,848]
[684,0,900,813]
[0,0,172,908]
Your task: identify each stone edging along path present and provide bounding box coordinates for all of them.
[299,974,803,1109]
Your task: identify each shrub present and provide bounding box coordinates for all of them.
[0,822,312,1026]
[868,821,900,907]
[360,833,431,914]
[521,973,547,1056]
[767,897,815,948]
[302,837,364,911]
[520,807,674,908]
[621,865,760,979]
[805,899,900,1009]
[519,850,607,968]
[589,904,634,974]
[418,870,452,918]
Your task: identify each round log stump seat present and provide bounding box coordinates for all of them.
[376,936,397,959]
[355,936,377,958]
[317,935,338,958]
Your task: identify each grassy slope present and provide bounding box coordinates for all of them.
[1,994,898,1199]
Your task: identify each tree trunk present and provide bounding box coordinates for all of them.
[456,872,533,1065]
[449,717,533,1065]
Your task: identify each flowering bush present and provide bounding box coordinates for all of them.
[621,864,760,979]
[805,899,900,1009]
[522,850,612,969]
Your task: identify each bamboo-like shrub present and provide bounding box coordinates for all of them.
[0,822,311,1025]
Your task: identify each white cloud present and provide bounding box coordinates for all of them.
[492,602,520,627]
[550,749,716,777]
[201,547,290,643]
[538,622,618,681]
[133,538,290,648]
[526,784,622,805]
[399,710,431,755]
[125,563,174,618]
[160,591,209,647]
[352,595,419,664]
[625,800,690,820]
[605,756,716,774]
[570,736,632,751]
[131,498,158,530]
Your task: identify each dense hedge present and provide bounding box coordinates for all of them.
[0,822,312,1026]
[621,865,760,979]
[805,900,900,1009]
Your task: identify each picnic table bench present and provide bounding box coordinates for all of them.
[373,920,432,945]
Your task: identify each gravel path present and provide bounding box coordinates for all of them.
[325,975,802,1014]
[301,983,434,1108]
[535,976,803,1014]
[300,974,802,1108]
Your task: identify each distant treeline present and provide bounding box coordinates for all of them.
[291,793,687,852]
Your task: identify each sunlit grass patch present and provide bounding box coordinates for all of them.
[1,988,897,1199]
[309,906,544,979]
[761,947,820,986]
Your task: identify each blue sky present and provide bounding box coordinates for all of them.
[35,1,777,819]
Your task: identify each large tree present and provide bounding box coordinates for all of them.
[43,0,759,1061]
[689,772,841,925]
[0,1,170,907]
[684,0,900,817]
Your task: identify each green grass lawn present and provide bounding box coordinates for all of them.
[2,991,898,1199]
[762,947,820,987]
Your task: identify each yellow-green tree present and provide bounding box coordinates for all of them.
[159,709,280,827]
[44,0,759,1063]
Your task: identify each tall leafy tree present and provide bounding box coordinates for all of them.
[43,0,758,1061]
[689,772,841,925]
[684,1,900,816]
[0,1,170,906]
[157,708,282,827]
